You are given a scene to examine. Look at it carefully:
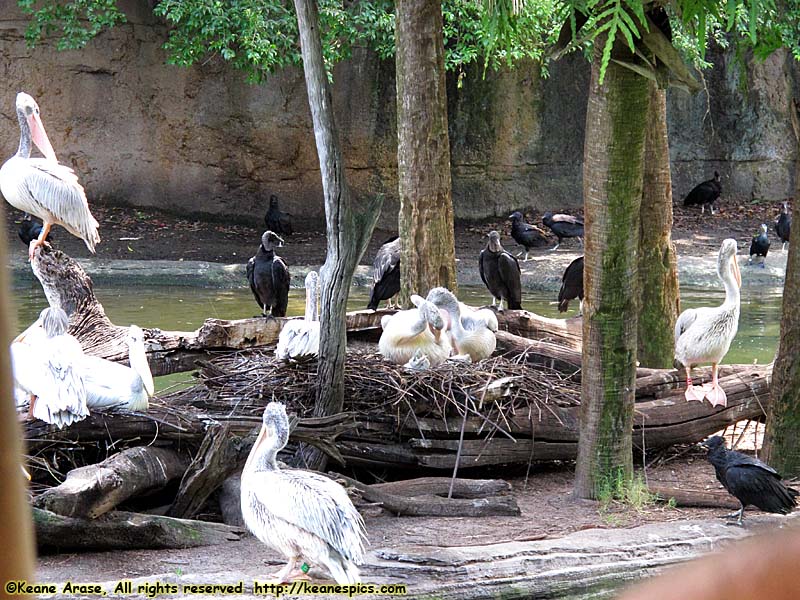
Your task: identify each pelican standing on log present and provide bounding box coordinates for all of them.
[1,92,100,259]
[674,239,741,407]
[241,402,367,584]
[276,271,320,361]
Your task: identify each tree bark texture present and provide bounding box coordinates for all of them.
[396,0,457,303]
[293,0,383,469]
[763,100,800,475]
[0,204,36,583]
[575,43,649,499]
[637,83,679,368]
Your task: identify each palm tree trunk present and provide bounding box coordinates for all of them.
[293,0,382,469]
[763,101,800,475]
[0,205,36,582]
[637,83,679,368]
[395,0,457,302]
[574,43,649,499]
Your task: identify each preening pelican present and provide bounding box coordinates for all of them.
[10,307,88,428]
[241,402,367,584]
[80,325,154,412]
[426,287,498,362]
[276,271,320,361]
[674,239,741,407]
[378,294,452,366]
[0,92,100,259]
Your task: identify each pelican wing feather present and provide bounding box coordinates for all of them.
[674,308,698,344]
[247,469,366,564]
[21,158,100,252]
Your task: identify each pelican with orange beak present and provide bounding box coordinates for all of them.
[0,92,99,259]
[674,239,742,407]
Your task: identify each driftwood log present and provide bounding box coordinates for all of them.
[33,508,244,552]
[32,446,189,519]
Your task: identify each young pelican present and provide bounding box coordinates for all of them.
[10,307,88,428]
[275,271,320,361]
[426,287,498,362]
[674,239,741,406]
[80,325,154,412]
[378,294,452,366]
[241,402,367,584]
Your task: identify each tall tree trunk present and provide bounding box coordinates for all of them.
[763,100,800,476]
[574,44,649,499]
[293,0,383,469]
[637,83,679,368]
[395,0,457,303]
[0,205,36,582]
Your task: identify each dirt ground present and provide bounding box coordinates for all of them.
[3,197,792,266]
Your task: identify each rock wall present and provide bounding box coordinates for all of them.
[0,0,796,229]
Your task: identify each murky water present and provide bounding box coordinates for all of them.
[9,282,781,391]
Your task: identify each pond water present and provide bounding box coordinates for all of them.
[9,281,782,391]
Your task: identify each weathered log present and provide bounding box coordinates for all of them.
[167,424,252,519]
[368,477,512,498]
[493,310,582,350]
[33,446,189,519]
[33,508,244,552]
[648,484,740,509]
[336,473,520,517]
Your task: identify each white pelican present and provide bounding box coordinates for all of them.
[241,402,366,584]
[81,325,154,412]
[674,239,741,407]
[275,271,320,361]
[0,92,100,259]
[10,307,88,428]
[378,294,452,366]
[426,287,498,362]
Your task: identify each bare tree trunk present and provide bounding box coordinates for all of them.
[293,0,383,469]
[0,204,36,583]
[763,100,800,476]
[574,43,649,499]
[395,0,457,302]
[637,83,679,368]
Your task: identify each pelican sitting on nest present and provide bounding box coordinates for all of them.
[241,402,367,584]
[674,239,741,407]
[426,287,498,362]
[10,307,88,428]
[378,294,452,366]
[80,325,154,412]
[276,271,320,361]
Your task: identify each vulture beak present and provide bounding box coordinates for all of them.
[28,110,57,163]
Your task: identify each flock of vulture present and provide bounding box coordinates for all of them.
[2,91,798,584]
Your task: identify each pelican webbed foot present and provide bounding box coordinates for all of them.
[702,383,728,407]
[684,386,706,402]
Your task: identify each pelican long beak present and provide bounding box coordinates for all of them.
[244,425,268,472]
[439,308,452,331]
[732,256,742,288]
[27,111,57,163]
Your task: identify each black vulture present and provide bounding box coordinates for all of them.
[264,194,293,236]
[367,236,401,310]
[700,435,798,525]
[18,215,52,246]
[479,230,522,311]
[775,201,791,251]
[246,230,290,318]
[684,171,722,215]
[508,211,548,261]
[748,224,770,266]
[558,256,583,313]
[542,211,584,251]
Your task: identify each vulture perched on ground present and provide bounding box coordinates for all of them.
[247,230,290,317]
[508,211,548,261]
[542,212,584,251]
[748,224,770,266]
[264,194,293,236]
[775,202,791,251]
[684,171,722,215]
[479,230,522,311]
[367,236,401,310]
[558,256,584,313]
[700,436,798,526]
